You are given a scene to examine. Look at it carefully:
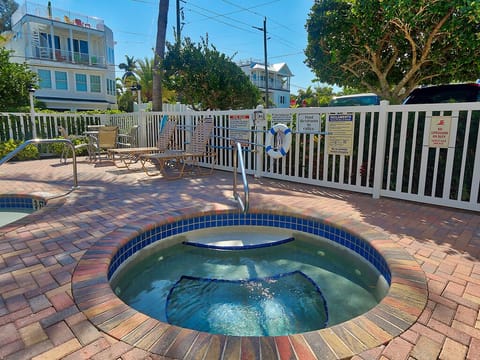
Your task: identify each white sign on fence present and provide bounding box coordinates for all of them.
[327,113,354,156]
[270,113,292,124]
[297,113,320,133]
[229,114,252,144]
[429,116,452,148]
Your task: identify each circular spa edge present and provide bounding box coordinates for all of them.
[72,209,428,360]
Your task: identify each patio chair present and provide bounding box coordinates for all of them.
[108,120,177,169]
[140,117,216,178]
[91,126,119,161]
[58,126,89,163]
[117,125,139,148]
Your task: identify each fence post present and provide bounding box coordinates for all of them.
[254,105,266,178]
[138,111,147,147]
[29,89,37,138]
[372,100,389,199]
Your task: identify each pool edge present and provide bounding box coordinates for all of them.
[72,207,428,359]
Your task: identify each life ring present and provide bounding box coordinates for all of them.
[265,123,292,159]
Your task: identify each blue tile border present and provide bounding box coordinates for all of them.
[107,212,392,285]
[0,195,46,211]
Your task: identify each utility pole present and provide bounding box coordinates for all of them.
[253,17,269,108]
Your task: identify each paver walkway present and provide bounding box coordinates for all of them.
[0,158,479,360]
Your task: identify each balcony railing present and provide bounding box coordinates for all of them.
[250,79,290,91]
[12,1,105,30]
[31,46,106,67]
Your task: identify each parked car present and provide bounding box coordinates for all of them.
[329,93,381,107]
[402,83,480,104]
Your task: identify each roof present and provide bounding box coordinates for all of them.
[248,61,294,77]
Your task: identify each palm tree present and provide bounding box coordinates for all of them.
[134,57,153,102]
[152,0,169,111]
[118,55,138,87]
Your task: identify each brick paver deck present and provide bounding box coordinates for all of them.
[0,158,479,359]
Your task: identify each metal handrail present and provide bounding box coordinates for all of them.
[0,139,79,196]
[233,141,249,213]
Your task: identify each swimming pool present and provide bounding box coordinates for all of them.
[0,195,46,227]
[72,209,428,359]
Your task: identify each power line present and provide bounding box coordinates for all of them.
[185,2,261,35]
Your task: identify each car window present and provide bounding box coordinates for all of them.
[403,84,480,104]
[329,95,380,106]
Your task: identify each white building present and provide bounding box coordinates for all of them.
[3,1,116,111]
[239,60,293,108]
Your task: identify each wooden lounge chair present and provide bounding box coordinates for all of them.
[140,117,216,178]
[108,120,176,169]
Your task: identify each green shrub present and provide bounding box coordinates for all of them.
[49,137,89,158]
[0,139,39,161]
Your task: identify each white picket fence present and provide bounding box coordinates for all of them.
[1,101,479,212]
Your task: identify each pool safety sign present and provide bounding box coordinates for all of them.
[429,116,452,148]
[327,113,354,156]
[229,114,252,145]
[297,113,320,133]
[269,113,293,125]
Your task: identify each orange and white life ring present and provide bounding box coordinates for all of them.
[265,123,292,159]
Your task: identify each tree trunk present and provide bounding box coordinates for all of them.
[152,0,169,111]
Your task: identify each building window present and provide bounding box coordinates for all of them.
[279,96,285,104]
[38,69,52,89]
[107,47,115,65]
[75,74,87,92]
[90,75,101,93]
[68,38,89,63]
[55,71,68,90]
[106,79,115,96]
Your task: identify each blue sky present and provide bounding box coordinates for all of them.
[48,0,320,94]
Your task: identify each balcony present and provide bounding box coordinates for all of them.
[12,1,105,31]
[30,46,106,67]
[250,79,290,91]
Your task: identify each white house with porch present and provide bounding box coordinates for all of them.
[3,1,117,111]
[239,60,293,108]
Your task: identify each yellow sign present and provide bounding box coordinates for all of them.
[429,116,452,148]
[327,113,354,156]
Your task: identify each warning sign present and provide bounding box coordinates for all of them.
[270,113,292,124]
[229,114,252,144]
[327,113,354,156]
[429,116,452,148]
[298,113,320,133]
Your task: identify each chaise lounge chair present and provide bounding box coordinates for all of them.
[108,120,177,169]
[140,117,216,179]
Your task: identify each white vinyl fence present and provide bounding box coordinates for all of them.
[2,101,479,212]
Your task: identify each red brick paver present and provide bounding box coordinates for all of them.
[1,158,479,359]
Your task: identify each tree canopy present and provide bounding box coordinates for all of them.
[305,0,480,103]
[0,0,18,32]
[0,47,36,111]
[163,37,260,110]
[294,85,336,107]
